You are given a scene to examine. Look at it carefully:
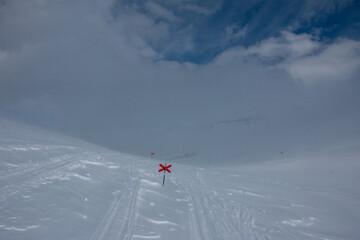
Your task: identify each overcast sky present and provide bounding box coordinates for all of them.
[1,0,359,162]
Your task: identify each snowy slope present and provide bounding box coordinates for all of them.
[1,119,360,240]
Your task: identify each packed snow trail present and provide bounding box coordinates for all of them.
[1,121,360,239]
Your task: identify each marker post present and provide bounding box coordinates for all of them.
[158,163,172,186]
[162,163,166,186]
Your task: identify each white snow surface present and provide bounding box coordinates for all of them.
[1,119,360,240]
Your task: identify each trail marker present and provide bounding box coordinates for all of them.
[158,164,171,173]
[158,163,172,186]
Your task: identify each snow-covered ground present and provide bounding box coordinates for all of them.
[1,119,360,240]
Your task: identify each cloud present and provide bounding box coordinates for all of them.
[213,31,360,84]
[225,24,247,41]
[107,0,358,63]
[181,3,219,15]
[290,0,354,29]
[0,51,7,61]
[214,31,321,62]
[285,39,360,84]
[0,0,359,161]
[144,1,180,22]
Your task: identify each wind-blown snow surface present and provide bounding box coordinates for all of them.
[1,119,360,240]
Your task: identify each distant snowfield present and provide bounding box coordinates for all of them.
[0,119,359,240]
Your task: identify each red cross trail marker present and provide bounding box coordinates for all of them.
[158,163,172,186]
[159,164,172,173]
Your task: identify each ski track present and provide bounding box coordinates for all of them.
[0,147,280,240]
[90,169,141,240]
[188,190,206,240]
[1,149,274,240]
[0,152,92,199]
[119,176,140,240]
[182,169,270,240]
[90,164,273,240]
[0,152,87,183]
[90,178,129,240]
